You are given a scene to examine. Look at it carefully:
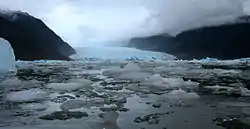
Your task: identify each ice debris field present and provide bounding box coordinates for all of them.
[0,56,249,129]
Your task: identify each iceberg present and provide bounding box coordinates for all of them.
[115,72,152,82]
[167,89,200,100]
[143,74,199,89]
[143,74,168,88]
[0,38,16,73]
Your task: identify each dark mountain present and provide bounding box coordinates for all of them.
[0,11,75,61]
[128,18,250,60]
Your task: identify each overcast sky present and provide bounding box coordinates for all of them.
[0,0,249,46]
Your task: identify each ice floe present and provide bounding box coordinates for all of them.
[0,79,41,88]
[143,74,199,89]
[5,88,47,102]
[114,72,152,82]
[0,78,22,87]
[240,87,250,97]
[20,103,49,111]
[46,79,93,91]
[60,99,86,111]
[167,89,200,100]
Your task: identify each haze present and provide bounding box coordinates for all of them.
[0,0,249,47]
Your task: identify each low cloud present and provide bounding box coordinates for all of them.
[0,0,248,46]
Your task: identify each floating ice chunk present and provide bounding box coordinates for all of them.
[0,79,41,88]
[46,83,80,91]
[183,80,199,88]
[115,72,152,82]
[0,38,16,73]
[240,87,250,96]
[20,103,49,111]
[5,88,47,102]
[204,85,236,91]
[169,89,187,95]
[60,99,86,111]
[105,62,141,74]
[123,63,141,71]
[143,74,168,87]
[46,79,93,91]
[102,111,119,124]
[164,78,199,89]
[164,78,185,88]
[168,89,200,100]
[102,63,141,78]
[0,78,22,87]
[143,74,199,89]
[146,74,163,82]
[67,78,93,86]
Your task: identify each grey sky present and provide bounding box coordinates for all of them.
[0,0,248,46]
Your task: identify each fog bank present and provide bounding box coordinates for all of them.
[0,0,249,46]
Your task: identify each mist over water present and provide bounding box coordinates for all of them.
[0,0,249,47]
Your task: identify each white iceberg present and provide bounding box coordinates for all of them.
[143,74,199,89]
[167,89,200,100]
[143,74,168,87]
[0,38,16,73]
[5,88,47,102]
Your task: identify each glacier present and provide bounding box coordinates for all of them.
[0,38,16,73]
[71,46,176,61]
